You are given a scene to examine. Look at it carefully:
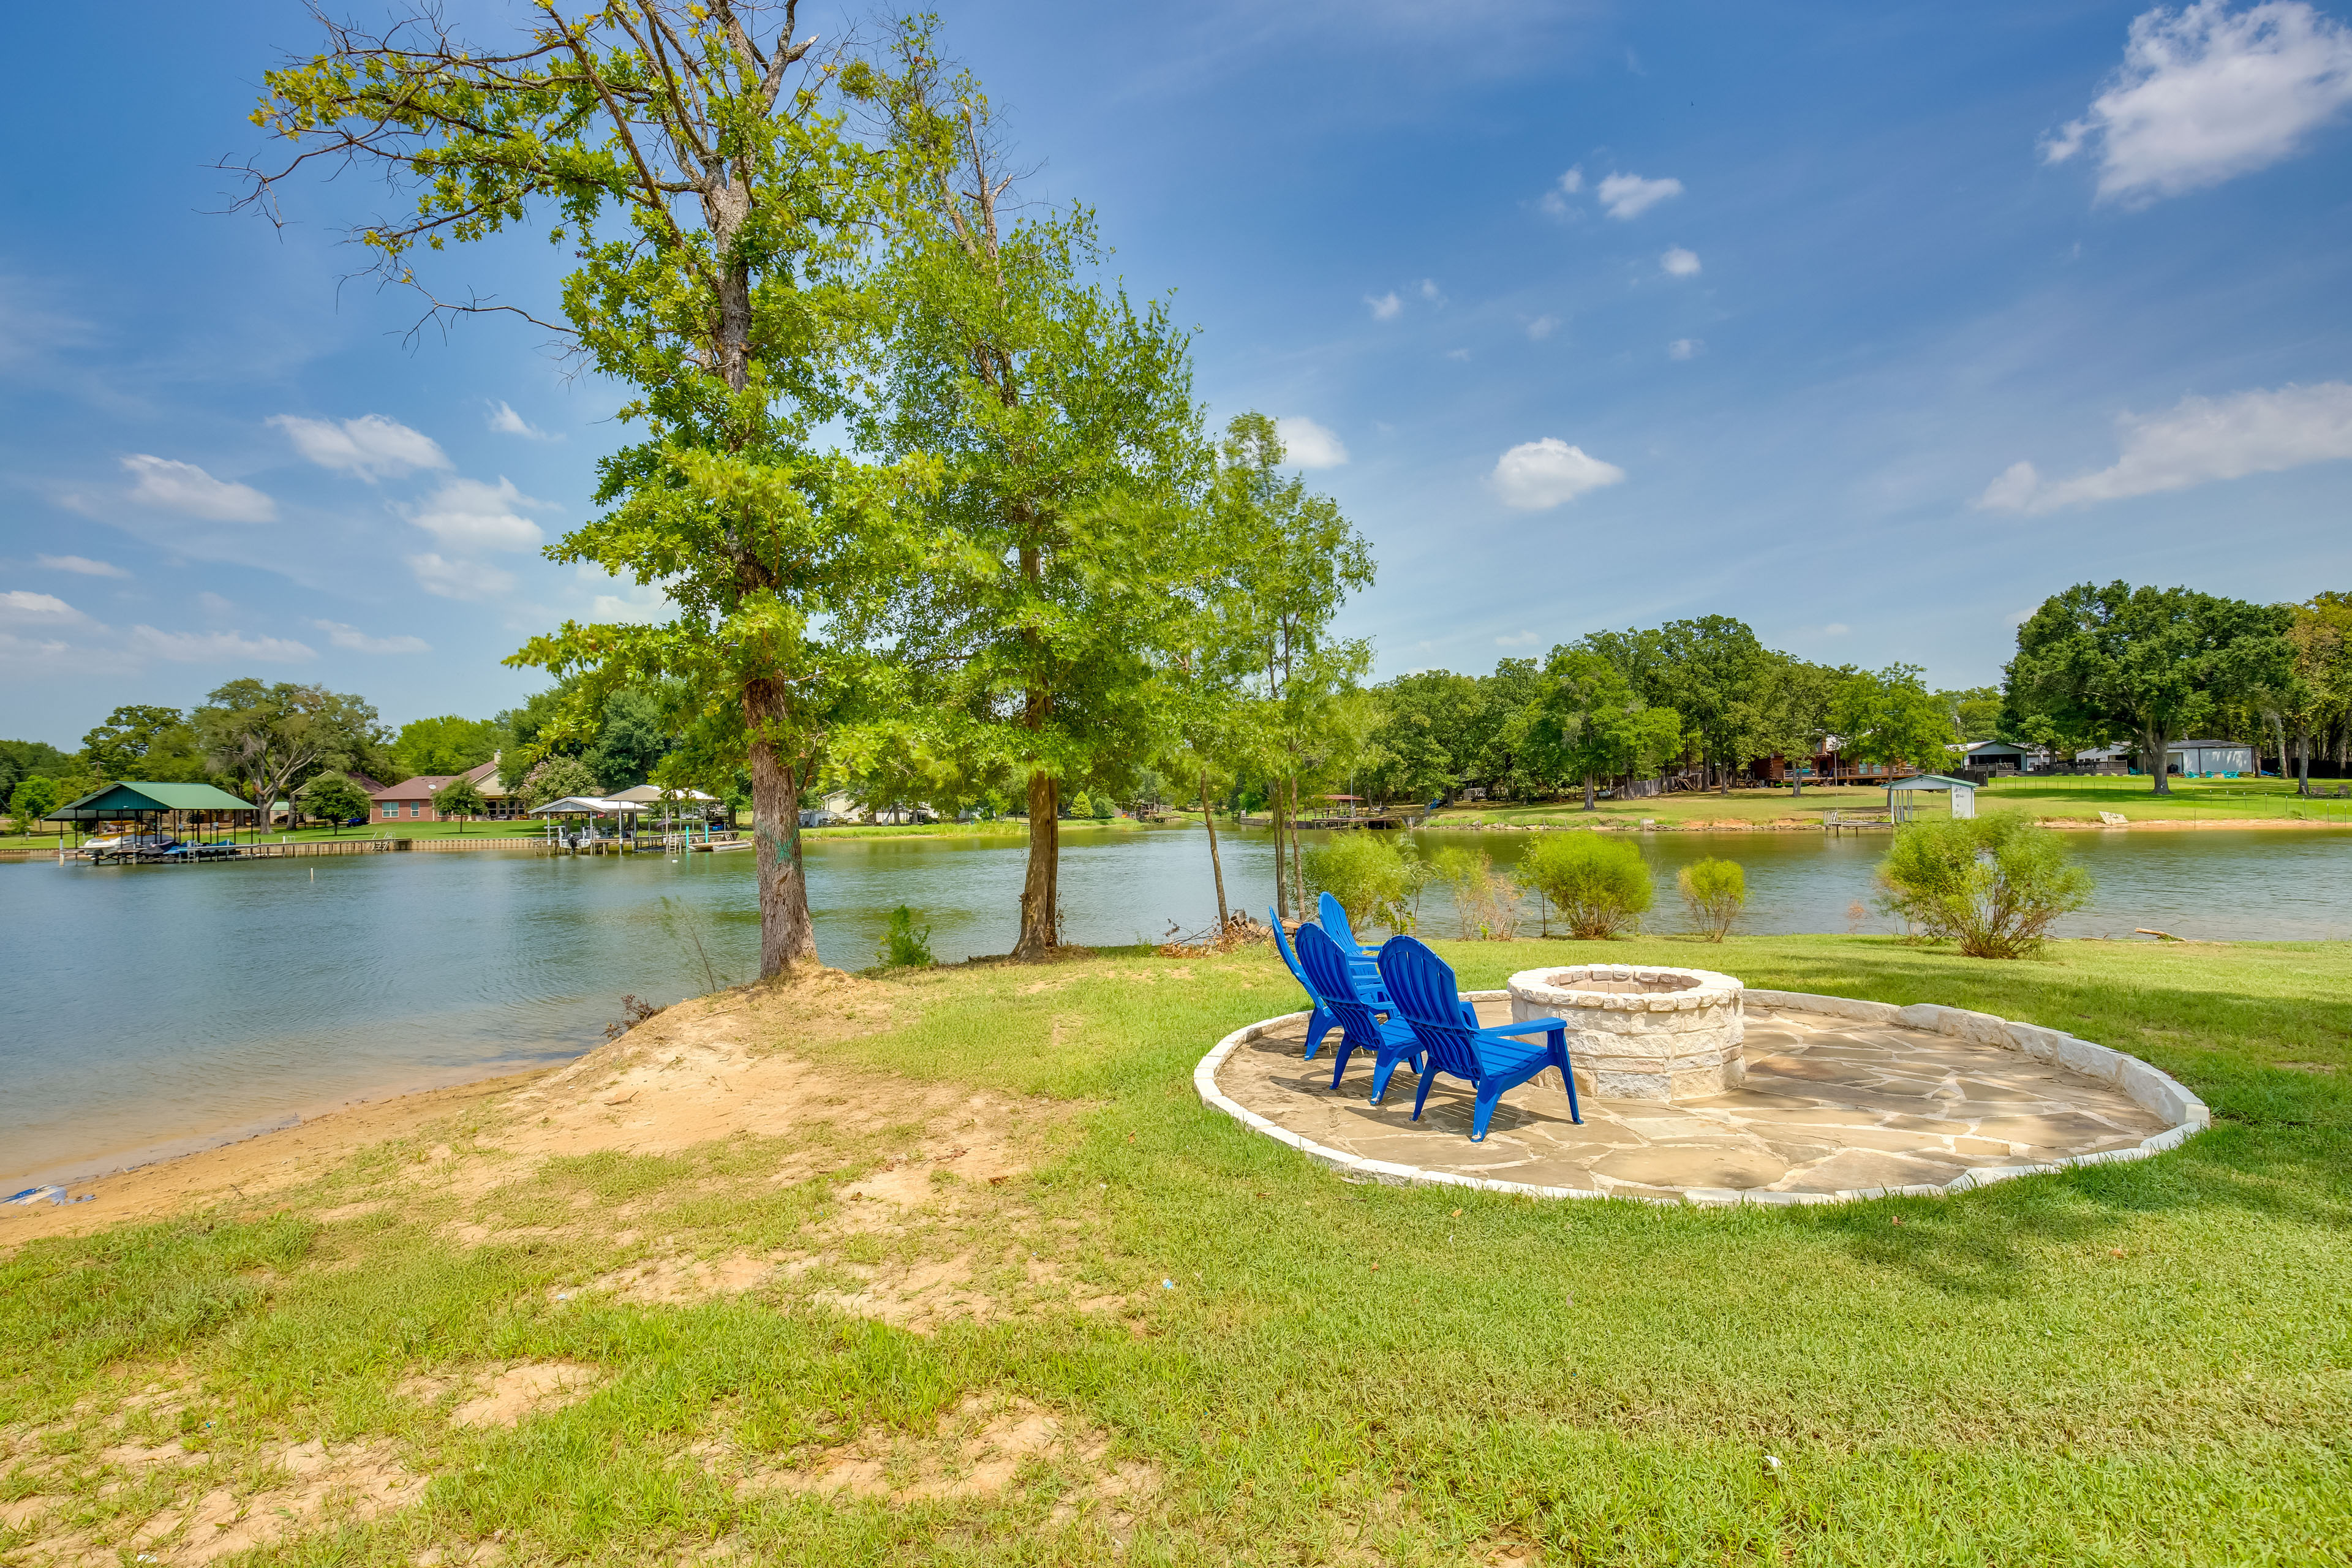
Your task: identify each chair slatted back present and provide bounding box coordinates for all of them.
[1316,892,1391,1003]
[1272,909,1315,995]
[1376,935,1487,1080]
[1296,924,1390,1055]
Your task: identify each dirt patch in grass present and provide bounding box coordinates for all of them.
[589,1249,797,1304]
[401,1360,603,1428]
[6,1434,423,1565]
[736,1392,1159,1515]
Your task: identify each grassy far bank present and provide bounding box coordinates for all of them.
[4,935,2348,1564]
[1419,772,2352,830]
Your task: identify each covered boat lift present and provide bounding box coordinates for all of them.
[1885,773,1977,824]
[48,780,261,854]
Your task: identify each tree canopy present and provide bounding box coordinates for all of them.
[2005,582,2291,794]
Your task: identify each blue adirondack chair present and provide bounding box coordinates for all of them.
[1295,923,1425,1099]
[1315,892,1393,1005]
[1313,892,1484,1029]
[1376,935,1581,1142]
[1271,908,1340,1061]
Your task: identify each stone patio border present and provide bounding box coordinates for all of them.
[1193,989,2212,1208]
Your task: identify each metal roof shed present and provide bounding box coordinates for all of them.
[1885,774,1977,823]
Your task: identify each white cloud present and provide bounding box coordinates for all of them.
[407,476,550,552]
[1979,461,2047,512]
[1823,622,1852,636]
[1668,337,1703,360]
[1275,417,1349,469]
[129,625,314,663]
[1597,172,1684,219]
[36,554,127,578]
[0,590,85,623]
[1526,314,1561,341]
[589,592,669,624]
[0,631,74,665]
[1494,630,1540,647]
[487,400,559,440]
[1418,277,1445,303]
[1489,438,1628,510]
[310,618,431,654]
[1977,381,2352,513]
[197,591,236,618]
[121,455,277,523]
[407,552,517,601]
[1444,347,1472,361]
[270,413,450,481]
[1366,291,1403,321]
[1660,247,1702,277]
[1538,166,1585,217]
[2044,1,2352,203]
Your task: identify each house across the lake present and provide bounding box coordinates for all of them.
[368,759,517,823]
[2162,739,2255,775]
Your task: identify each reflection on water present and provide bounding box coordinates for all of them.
[2,823,2343,1185]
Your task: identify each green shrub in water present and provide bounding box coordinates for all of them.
[877,904,935,968]
[1303,832,1422,935]
[1518,831,1653,938]
[1875,814,2092,958]
[1676,856,1747,942]
[1431,846,1520,939]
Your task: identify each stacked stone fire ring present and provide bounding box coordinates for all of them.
[1507,964,1745,1103]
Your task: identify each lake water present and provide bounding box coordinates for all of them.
[5,823,2346,1188]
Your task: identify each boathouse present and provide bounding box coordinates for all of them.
[48,780,260,842]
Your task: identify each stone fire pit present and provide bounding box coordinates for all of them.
[1508,964,1744,1102]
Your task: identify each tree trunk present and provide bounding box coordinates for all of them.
[2143,720,2171,795]
[1014,769,1060,958]
[1581,773,1596,811]
[1269,782,1286,923]
[2297,723,2312,796]
[1199,768,1229,929]
[744,678,817,980]
[1288,774,1306,921]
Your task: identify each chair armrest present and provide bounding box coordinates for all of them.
[1481,1017,1568,1038]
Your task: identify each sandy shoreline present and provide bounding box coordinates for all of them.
[1,1068,551,1250]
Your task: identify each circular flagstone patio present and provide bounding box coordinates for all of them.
[1196,989,2209,1206]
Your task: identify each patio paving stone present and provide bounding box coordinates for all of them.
[1213,1000,2169,1198]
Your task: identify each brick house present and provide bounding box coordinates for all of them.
[368,758,514,824]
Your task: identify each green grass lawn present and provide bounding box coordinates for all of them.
[5,935,2348,1564]
[1429,772,2352,830]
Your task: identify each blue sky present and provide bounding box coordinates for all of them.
[5,0,2351,746]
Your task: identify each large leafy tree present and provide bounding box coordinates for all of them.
[1518,646,1682,810]
[81,705,211,783]
[2280,594,2352,794]
[1830,663,1951,775]
[1210,416,1373,923]
[1652,616,1773,793]
[297,772,372,834]
[192,681,386,818]
[2006,582,2291,796]
[248,0,930,978]
[389,717,500,780]
[860,37,1218,955]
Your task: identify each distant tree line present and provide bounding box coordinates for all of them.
[2,673,708,835]
[1321,619,1994,813]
